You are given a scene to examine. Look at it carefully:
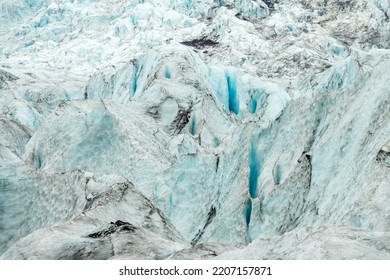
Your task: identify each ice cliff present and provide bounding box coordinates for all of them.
[0,0,389,259]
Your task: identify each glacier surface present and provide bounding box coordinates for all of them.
[0,0,390,259]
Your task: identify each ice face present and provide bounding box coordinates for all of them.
[1,176,186,260]
[0,155,88,253]
[1,0,390,260]
[22,100,173,187]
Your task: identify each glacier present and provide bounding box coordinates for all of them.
[0,0,390,259]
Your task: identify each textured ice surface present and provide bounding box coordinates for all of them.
[0,156,88,253]
[1,176,186,259]
[1,0,390,259]
[23,100,173,186]
[217,226,390,259]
